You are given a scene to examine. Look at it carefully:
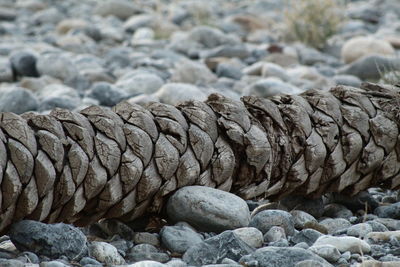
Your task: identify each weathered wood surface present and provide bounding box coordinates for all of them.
[0,83,399,233]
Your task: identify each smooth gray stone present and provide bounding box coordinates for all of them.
[10,51,39,77]
[86,82,127,107]
[167,186,250,232]
[160,225,203,254]
[338,55,400,80]
[249,210,295,236]
[374,202,400,219]
[0,87,39,114]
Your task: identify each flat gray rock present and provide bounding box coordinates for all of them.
[167,186,250,232]
[9,220,88,261]
[249,210,295,236]
[182,230,255,266]
[160,225,203,254]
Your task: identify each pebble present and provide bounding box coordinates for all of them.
[243,78,303,97]
[133,232,160,247]
[239,247,330,267]
[338,55,400,80]
[0,259,25,267]
[374,202,400,219]
[36,53,79,82]
[295,260,329,267]
[86,82,127,107]
[19,252,40,264]
[216,63,243,80]
[89,241,125,265]
[308,245,341,263]
[167,186,250,232]
[359,260,400,267]
[9,51,39,77]
[232,227,263,248]
[94,0,139,20]
[40,261,69,267]
[124,15,155,33]
[0,86,39,114]
[116,72,164,96]
[319,218,352,235]
[313,235,371,254]
[9,220,88,261]
[79,257,102,266]
[366,220,389,232]
[346,223,373,238]
[261,62,290,81]
[182,231,254,266]
[291,229,323,246]
[126,261,168,267]
[333,74,362,87]
[341,36,395,63]
[154,83,207,105]
[374,218,400,231]
[291,210,318,230]
[160,225,203,254]
[171,59,217,84]
[126,244,170,263]
[264,226,287,243]
[249,210,295,236]
[366,231,400,243]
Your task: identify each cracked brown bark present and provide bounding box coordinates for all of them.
[0,83,399,233]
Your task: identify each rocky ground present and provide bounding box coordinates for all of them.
[0,0,400,266]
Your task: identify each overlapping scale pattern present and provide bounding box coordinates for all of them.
[0,83,399,233]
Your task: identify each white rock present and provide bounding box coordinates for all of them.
[309,245,341,263]
[154,83,207,105]
[233,227,264,248]
[56,19,88,35]
[341,36,395,64]
[261,63,290,81]
[128,93,159,105]
[124,14,155,32]
[116,73,164,95]
[243,61,264,75]
[132,27,155,40]
[243,77,303,97]
[366,231,400,242]
[89,241,125,265]
[37,84,79,100]
[313,235,371,254]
